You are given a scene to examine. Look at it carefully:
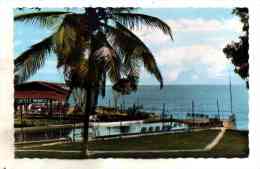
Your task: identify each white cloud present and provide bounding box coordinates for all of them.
[167,18,243,33]
[155,44,229,82]
[131,17,243,84]
[192,74,199,80]
[133,17,243,46]
[133,29,171,45]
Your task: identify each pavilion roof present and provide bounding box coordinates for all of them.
[15,81,70,102]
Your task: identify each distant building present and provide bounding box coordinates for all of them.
[15,81,70,116]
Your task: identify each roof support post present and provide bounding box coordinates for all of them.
[49,99,53,117]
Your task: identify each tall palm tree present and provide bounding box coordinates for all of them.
[15,7,173,156]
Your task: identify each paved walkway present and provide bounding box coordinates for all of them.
[15,120,144,132]
[16,149,80,153]
[204,127,226,151]
[17,141,67,149]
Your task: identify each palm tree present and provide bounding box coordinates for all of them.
[15,7,173,156]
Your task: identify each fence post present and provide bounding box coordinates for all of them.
[162,103,166,129]
[217,98,220,120]
[192,100,195,128]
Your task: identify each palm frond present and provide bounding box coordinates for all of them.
[70,87,87,113]
[105,22,163,88]
[110,8,136,13]
[112,13,173,40]
[62,55,89,89]
[89,31,121,84]
[15,35,53,83]
[106,47,121,83]
[15,11,70,28]
[54,14,93,90]
[53,14,90,68]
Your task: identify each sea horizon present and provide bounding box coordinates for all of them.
[23,80,247,87]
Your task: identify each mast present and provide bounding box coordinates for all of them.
[162,103,166,128]
[217,98,220,120]
[229,71,233,115]
[228,71,236,128]
[192,100,195,127]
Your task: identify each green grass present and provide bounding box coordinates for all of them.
[19,130,219,151]
[211,130,249,157]
[15,151,86,159]
[15,129,249,159]
[15,139,66,148]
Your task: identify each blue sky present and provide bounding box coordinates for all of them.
[14,8,246,86]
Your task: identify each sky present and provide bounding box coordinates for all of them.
[14,8,246,86]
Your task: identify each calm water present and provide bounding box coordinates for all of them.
[98,85,249,130]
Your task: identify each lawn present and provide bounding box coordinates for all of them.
[210,130,249,157]
[15,129,249,159]
[18,130,219,151]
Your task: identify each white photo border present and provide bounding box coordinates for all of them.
[0,0,259,169]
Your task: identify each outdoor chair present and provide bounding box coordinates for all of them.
[155,126,160,132]
[148,126,154,132]
[141,127,147,133]
[162,126,167,131]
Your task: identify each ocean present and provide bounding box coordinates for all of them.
[98,85,249,130]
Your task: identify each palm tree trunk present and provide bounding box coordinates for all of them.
[82,85,99,157]
[82,7,100,157]
[82,86,91,156]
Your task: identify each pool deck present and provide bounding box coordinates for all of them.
[15,120,145,132]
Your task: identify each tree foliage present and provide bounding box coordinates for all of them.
[223,8,249,88]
